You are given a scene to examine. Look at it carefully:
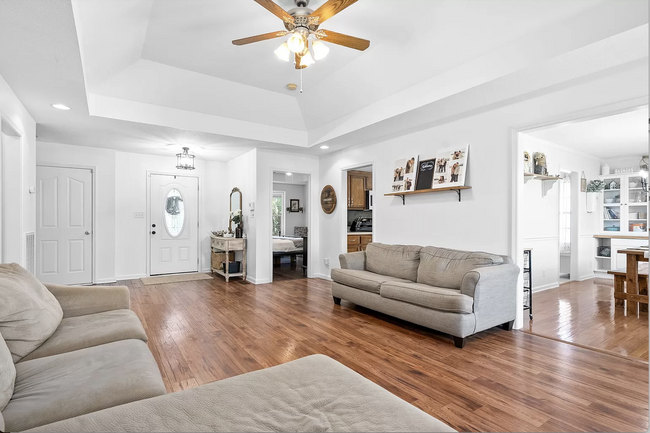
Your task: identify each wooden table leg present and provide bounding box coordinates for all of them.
[614,275,625,307]
[626,254,639,315]
[640,276,648,313]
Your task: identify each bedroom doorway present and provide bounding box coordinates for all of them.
[272,171,309,281]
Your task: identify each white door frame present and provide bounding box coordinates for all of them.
[268,170,312,282]
[146,171,201,277]
[36,163,96,284]
[1,118,23,266]
[509,96,648,329]
[340,161,375,256]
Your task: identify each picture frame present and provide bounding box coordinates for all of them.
[289,199,300,212]
[320,186,337,214]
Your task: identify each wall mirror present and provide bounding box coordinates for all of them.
[229,187,242,231]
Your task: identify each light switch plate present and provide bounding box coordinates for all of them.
[134,212,145,218]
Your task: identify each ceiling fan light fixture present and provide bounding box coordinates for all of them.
[300,50,316,67]
[287,31,306,53]
[312,40,329,60]
[274,42,291,61]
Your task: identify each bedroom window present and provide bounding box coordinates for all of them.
[272,191,285,236]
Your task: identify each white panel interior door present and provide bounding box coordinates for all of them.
[150,174,198,275]
[36,166,92,284]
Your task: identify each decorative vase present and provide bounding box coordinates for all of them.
[601,163,610,175]
[235,225,243,238]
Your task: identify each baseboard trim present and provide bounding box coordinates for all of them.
[115,274,148,281]
[94,278,117,285]
[532,283,559,293]
[579,274,597,281]
[246,276,271,284]
[314,273,332,281]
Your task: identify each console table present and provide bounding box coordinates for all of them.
[210,236,246,282]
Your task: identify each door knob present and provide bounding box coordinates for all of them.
[85,231,90,235]
[151,231,156,235]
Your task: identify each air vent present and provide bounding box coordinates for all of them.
[25,232,35,274]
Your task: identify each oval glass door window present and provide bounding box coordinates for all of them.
[164,189,185,237]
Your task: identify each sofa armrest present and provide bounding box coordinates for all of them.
[338,252,366,270]
[460,263,520,312]
[44,284,131,318]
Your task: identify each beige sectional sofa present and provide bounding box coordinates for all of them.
[331,243,520,347]
[0,263,455,432]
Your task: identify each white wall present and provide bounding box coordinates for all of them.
[519,134,600,291]
[36,141,116,283]
[272,183,307,235]
[317,62,648,286]
[0,73,36,268]
[36,141,228,281]
[114,152,227,279]
[256,149,320,283]
[226,149,258,281]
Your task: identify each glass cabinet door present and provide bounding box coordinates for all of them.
[626,174,648,234]
[602,176,622,233]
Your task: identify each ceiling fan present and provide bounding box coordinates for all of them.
[232,0,370,69]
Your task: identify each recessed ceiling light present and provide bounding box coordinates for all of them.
[286,172,293,176]
[52,104,71,110]
[320,145,329,149]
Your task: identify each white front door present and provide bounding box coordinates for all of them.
[150,174,198,275]
[36,166,93,285]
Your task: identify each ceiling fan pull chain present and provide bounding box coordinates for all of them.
[300,66,303,94]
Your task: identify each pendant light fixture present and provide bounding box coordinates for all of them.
[176,147,195,170]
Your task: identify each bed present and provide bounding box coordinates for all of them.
[273,236,308,273]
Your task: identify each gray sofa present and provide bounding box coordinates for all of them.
[331,243,519,348]
[0,263,455,432]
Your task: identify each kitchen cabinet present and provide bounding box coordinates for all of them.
[600,173,648,235]
[347,170,373,210]
[347,234,373,252]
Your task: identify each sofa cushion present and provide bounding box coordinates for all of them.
[0,332,15,412]
[25,354,455,433]
[380,282,474,314]
[366,243,422,281]
[331,269,411,294]
[3,339,166,432]
[417,247,503,289]
[0,263,63,362]
[20,309,148,362]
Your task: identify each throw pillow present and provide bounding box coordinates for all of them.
[0,263,63,362]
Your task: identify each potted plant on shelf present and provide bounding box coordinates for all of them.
[586,179,605,213]
[230,210,243,238]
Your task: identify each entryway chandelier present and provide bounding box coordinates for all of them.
[176,147,195,170]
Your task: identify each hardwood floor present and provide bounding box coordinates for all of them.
[272,255,305,281]
[523,278,649,361]
[121,275,649,432]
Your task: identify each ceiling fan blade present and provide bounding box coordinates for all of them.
[309,0,358,25]
[232,31,288,46]
[318,30,369,51]
[254,0,294,24]
[295,53,307,69]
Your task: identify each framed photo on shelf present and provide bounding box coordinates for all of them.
[391,156,418,193]
[432,145,469,189]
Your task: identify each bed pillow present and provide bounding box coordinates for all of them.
[0,263,63,362]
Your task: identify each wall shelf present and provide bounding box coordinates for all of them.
[523,172,561,181]
[384,186,471,205]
